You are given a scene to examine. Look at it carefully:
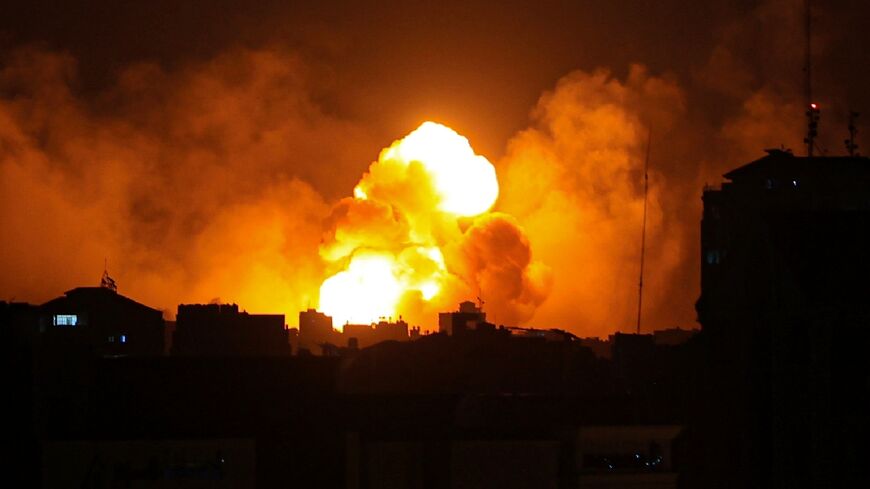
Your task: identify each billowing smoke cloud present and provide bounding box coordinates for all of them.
[451,213,552,325]
[2,0,867,337]
[0,46,375,317]
[318,122,550,329]
[497,66,691,337]
[0,45,551,329]
[492,0,867,337]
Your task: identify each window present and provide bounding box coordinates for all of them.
[108,336,115,343]
[706,250,722,265]
[53,314,78,326]
[120,335,127,344]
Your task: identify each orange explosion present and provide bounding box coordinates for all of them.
[318,121,546,328]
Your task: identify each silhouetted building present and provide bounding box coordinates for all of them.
[287,326,299,354]
[299,310,420,354]
[38,287,164,357]
[692,150,870,488]
[373,318,409,342]
[342,323,372,347]
[343,318,410,349]
[651,327,696,346]
[1,300,40,345]
[698,149,870,331]
[578,337,612,359]
[439,301,486,336]
[172,303,288,356]
[611,333,654,369]
[298,308,337,354]
[163,320,176,355]
[1,301,41,488]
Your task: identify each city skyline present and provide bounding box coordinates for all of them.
[3,2,870,487]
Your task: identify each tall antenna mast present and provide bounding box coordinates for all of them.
[845,111,859,156]
[803,0,820,157]
[805,0,812,110]
[636,126,651,335]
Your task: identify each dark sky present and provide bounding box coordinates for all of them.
[0,0,769,157]
[4,0,867,159]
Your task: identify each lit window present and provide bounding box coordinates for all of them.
[53,314,78,326]
[706,250,722,265]
[120,335,127,344]
[108,336,115,343]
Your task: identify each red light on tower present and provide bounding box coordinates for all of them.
[805,103,821,157]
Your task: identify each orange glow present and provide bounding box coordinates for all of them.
[318,246,448,328]
[355,121,499,217]
[319,121,545,329]
[321,122,484,327]
[319,253,402,327]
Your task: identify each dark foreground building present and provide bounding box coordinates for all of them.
[38,286,165,357]
[693,149,870,488]
[299,308,417,353]
[7,150,870,488]
[298,307,335,353]
[439,300,487,336]
[172,303,289,356]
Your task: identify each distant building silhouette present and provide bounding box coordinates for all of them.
[651,327,696,346]
[343,318,409,349]
[578,336,612,359]
[298,309,421,354]
[693,149,870,488]
[38,287,164,357]
[611,332,655,371]
[298,308,336,354]
[438,300,486,336]
[172,303,289,356]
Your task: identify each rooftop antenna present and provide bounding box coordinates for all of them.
[803,0,820,157]
[636,126,651,335]
[100,259,117,293]
[476,295,485,311]
[845,111,860,156]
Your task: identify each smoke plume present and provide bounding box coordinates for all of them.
[2,0,867,336]
[318,122,550,328]
[0,46,372,317]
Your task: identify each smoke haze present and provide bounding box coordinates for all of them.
[2,0,868,335]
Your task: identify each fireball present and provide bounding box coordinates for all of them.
[319,253,402,327]
[318,121,501,327]
[355,121,499,217]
